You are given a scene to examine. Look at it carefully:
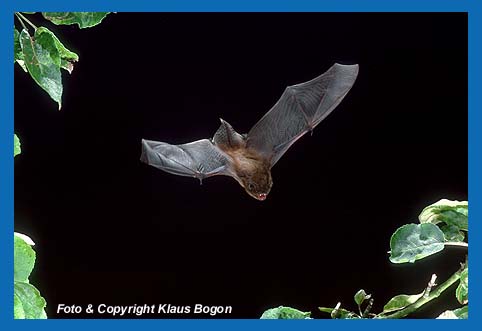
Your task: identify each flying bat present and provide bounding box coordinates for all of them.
[141,63,359,201]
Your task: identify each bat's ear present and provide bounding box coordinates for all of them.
[213,118,245,149]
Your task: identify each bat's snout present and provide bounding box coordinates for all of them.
[257,193,267,201]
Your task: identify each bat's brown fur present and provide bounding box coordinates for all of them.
[223,147,272,200]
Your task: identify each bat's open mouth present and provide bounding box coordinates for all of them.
[258,193,267,201]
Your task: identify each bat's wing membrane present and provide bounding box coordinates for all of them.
[141,139,232,181]
[247,63,359,167]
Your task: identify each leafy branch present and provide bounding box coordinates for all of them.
[260,199,469,319]
[376,266,465,319]
[14,11,111,319]
[14,12,110,110]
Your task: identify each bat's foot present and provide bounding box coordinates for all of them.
[194,171,204,185]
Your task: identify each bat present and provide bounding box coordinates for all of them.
[141,63,359,200]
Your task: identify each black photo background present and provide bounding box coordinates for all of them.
[14,13,467,318]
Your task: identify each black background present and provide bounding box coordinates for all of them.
[14,13,467,318]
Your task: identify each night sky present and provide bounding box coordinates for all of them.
[14,13,467,318]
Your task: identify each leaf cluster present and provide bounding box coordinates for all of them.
[14,12,110,109]
[14,233,47,319]
[390,199,467,264]
[260,199,468,319]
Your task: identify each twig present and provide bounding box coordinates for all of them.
[331,302,341,319]
[362,298,374,318]
[16,12,37,30]
[423,274,437,298]
[15,13,28,32]
[376,267,464,319]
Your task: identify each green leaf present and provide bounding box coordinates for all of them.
[14,293,26,319]
[14,28,22,60]
[14,282,47,319]
[260,306,311,319]
[389,223,445,263]
[318,306,359,319]
[440,224,465,242]
[60,59,75,74]
[37,28,79,61]
[456,268,468,304]
[453,305,468,319]
[40,309,48,319]
[14,134,21,157]
[382,293,423,313]
[42,12,110,29]
[437,310,457,319]
[19,28,63,109]
[14,28,28,72]
[14,233,36,282]
[419,199,468,231]
[354,289,371,306]
[36,27,79,74]
[437,306,468,319]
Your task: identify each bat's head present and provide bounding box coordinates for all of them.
[238,168,273,201]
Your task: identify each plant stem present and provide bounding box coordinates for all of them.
[362,298,374,318]
[376,268,463,319]
[16,12,37,31]
[15,13,29,32]
[445,241,468,248]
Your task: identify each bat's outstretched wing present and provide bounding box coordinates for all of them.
[247,63,359,167]
[140,139,232,181]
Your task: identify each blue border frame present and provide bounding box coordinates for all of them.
[2,0,479,329]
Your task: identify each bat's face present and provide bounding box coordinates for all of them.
[238,168,273,201]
